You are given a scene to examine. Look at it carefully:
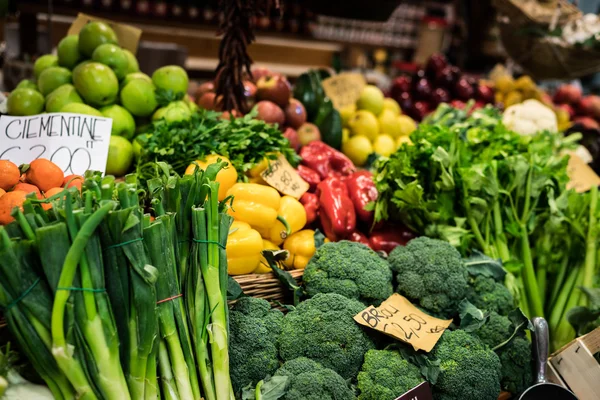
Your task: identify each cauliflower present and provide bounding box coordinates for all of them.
[502,99,558,136]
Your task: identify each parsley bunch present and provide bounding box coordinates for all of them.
[136,108,300,180]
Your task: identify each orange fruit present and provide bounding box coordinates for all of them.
[0,188,5,198]
[0,160,20,191]
[63,174,84,191]
[0,191,27,224]
[26,159,64,192]
[13,182,42,199]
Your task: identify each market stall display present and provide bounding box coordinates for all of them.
[3,3,600,400]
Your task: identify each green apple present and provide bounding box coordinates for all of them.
[123,49,140,74]
[45,84,83,113]
[382,98,401,116]
[78,21,119,57]
[61,103,103,117]
[357,85,384,115]
[120,79,158,117]
[92,44,129,80]
[73,62,119,107]
[33,55,58,79]
[348,110,379,142]
[57,35,82,69]
[378,109,402,138]
[16,79,38,91]
[152,101,191,123]
[38,67,72,96]
[100,104,136,139]
[106,135,134,176]
[7,88,45,116]
[120,72,152,88]
[184,94,198,113]
[152,65,189,95]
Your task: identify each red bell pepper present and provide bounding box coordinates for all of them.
[297,165,321,192]
[345,171,378,224]
[348,231,370,247]
[369,226,416,254]
[300,141,355,180]
[300,192,319,225]
[317,176,356,241]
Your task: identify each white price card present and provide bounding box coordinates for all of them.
[0,113,112,175]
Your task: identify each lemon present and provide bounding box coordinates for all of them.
[397,135,413,148]
[382,98,401,115]
[397,115,417,137]
[342,128,350,144]
[495,75,515,94]
[342,135,373,167]
[373,134,396,157]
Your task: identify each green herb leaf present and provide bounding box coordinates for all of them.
[458,299,489,332]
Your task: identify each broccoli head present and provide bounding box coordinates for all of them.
[274,357,356,400]
[229,297,284,395]
[473,312,533,394]
[278,293,375,379]
[357,350,423,400]
[303,241,393,306]
[430,330,502,400]
[466,275,515,316]
[388,237,468,318]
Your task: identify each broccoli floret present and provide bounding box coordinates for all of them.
[466,275,515,315]
[278,293,375,380]
[389,237,468,318]
[430,330,502,400]
[229,297,284,395]
[303,241,393,305]
[274,357,356,400]
[473,312,533,394]
[357,350,423,400]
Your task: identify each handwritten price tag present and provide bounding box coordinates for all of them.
[567,153,600,193]
[395,382,433,400]
[322,73,367,111]
[260,155,309,199]
[0,113,112,175]
[354,294,452,352]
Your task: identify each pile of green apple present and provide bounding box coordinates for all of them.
[6,21,195,176]
[340,85,417,167]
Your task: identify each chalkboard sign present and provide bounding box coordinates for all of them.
[0,113,113,175]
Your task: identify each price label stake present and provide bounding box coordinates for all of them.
[322,73,367,111]
[260,154,309,199]
[354,294,452,352]
[395,382,433,400]
[566,153,600,193]
[0,113,112,175]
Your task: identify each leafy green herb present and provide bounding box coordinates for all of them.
[155,88,185,107]
[458,299,489,332]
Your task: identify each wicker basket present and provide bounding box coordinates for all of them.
[493,0,580,26]
[232,269,304,306]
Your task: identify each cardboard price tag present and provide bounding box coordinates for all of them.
[0,113,112,175]
[394,382,433,400]
[354,294,452,352]
[68,13,142,53]
[322,73,367,111]
[567,153,600,193]
[261,155,309,199]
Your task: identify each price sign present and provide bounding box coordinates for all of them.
[260,154,309,199]
[0,113,112,175]
[354,294,452,352]
[322,73,367,111]
[394,382,433,400]
[68,13,142,53]
[567,153,600,193]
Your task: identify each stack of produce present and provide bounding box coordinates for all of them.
[371,103,599,350]
[0,159,82,225]
[490,69,545,109]
[390,54,495,121]
[8,21,195,177]
[554,83,600,130]
[230,238,533,400]
[340,85,417,167]
[0,163,236,400]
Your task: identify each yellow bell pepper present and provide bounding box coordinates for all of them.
[226,221,263,275]
[266,196,307,245]
[247,153,280,179]
[226,184,291,239]
[185,154,237,201]
[254,239,280,274]
[283,229,321,270]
